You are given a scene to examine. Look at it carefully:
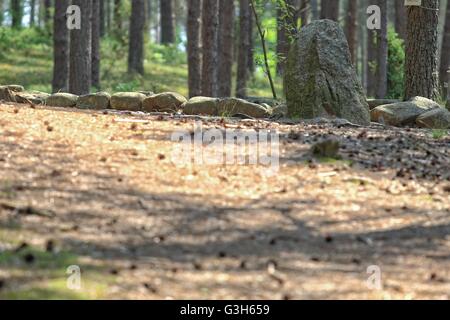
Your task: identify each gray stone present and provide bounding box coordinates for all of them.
[110,92,146,111]
[311,139,341,159]
[46,93,79,107]
[217,98,271,118]
[284,19,370,125]
[0,86,16,102]
[142,92,187,112]
[5,85,25,92]
[77,92,111,110]
[416,108,450,129]
[182,96,220,116]
[15,91,50,104]
[371,96,440,126]
[367,99,399,110]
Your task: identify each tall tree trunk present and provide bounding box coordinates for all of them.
[201,0,219,97]
[345,0,358,65]
[44,0,51,28]
[30,0,36,27]
[11,0,23,28]
[299,0,309,26]
[113,0,122,36]
[218,0,234,97]
[439,0,450,96]
[404,0,440,100]
[236,0,250,98]
[375,0,388,99]
[276,0,299,75]
[69,0,92,95]
[52,0,70,93]
[366,28,376,97]
[160,0,175,44]
[394,0,406,40]
[320,0,339,21]
[128,0,146,75]
[99,0,105,37]
[92,0,101,89]
[187,0,202,98]
[310,0,319,20]
[0,0,4,26]
[247,8,254,74]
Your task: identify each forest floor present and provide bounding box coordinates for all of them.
[0,101,449,300]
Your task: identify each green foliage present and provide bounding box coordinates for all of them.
[431,129,448,139]
[387,27,405,100]
[0,27,51,57]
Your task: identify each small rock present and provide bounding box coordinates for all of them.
[416,108,450,129]
[142,92,187,112]
[367,99,400,110]
[182,96,220,116]
[6,85,25,92]
[371,97,440,127]
[46,93,79,108]
[217,98,271,118]
[110,92,146,111]
[76,92,111,110]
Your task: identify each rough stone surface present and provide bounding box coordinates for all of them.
[142,92,187,112]
[284,19,370,125]
[0,87,16,102]
[367,99,400,110]
[217,98,271,118]
[371,97,440,126]
[4,85,25,92]
[77,92,111,110]
[15,91,50,104]
[110,92,146,111]
[182,96,219,116]
[46,93,79,108]
[416,108,450,129]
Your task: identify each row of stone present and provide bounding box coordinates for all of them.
[0,85,274,119]
[369,96,450,129]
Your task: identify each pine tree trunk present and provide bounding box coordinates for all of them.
[160,0,175,44]
[187,0,202,98]
[113,0,122,35]
[128,0,145,75]
[320,0,339,21]
[276,0,299,75]
[394,0,406,40]
[236,0,250,98]
[404,0,440,101]
[247,9,254,74]
[11,0,23,29]
[99,0,105,37]
[201,0,219,97]
[69,0,92,95]
[92,0,101,89]
[345,0,358,65]
[366,28,376,97]
[218,0,234,97]
[439,0,450,95]
[375,0,388,99]
[0,0,4,26]
[30,0,36,27]
[44,0,51,27]
[52,0,70,93]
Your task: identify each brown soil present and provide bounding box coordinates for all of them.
[1,102,449,299]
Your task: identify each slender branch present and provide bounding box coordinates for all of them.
[250,0,278,100]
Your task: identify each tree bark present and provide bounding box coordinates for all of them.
[128,0,146,75]
[201,0,219,97]
[92,0,101,89]
[404,0,440,101]
[366,28,376,97]
[320,0,339,21]
[375,0,388,99]
[30,0,36,27]
[11,0,23,29]
[187,0,202,97]
[439,0,450,95]
[394,0,406,40]
[276,0,299,75]
[52,0,70,93]
[236,0,250,98]
[160,0,175,44]
[69,0,92,95]
[218,0,234,97]
[345,0,358,65]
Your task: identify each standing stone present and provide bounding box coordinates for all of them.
[284,20,370,125]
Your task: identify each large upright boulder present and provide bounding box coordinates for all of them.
[284,20,370,125]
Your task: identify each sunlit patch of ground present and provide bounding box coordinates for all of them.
[0,102,449,299]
